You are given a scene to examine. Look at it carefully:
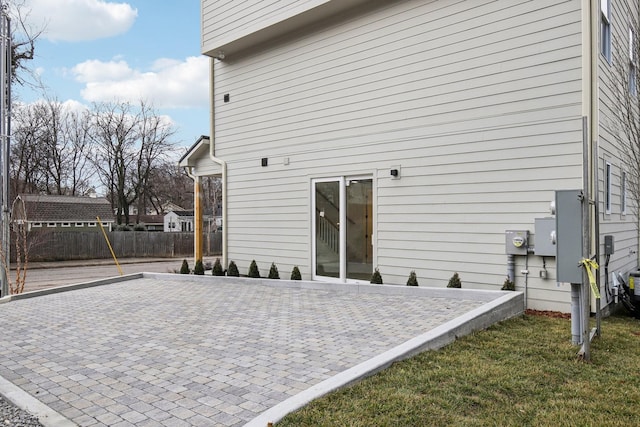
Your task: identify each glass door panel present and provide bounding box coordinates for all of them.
[346,179,373,280]
[313,177,373,282]
[314,180,340,278]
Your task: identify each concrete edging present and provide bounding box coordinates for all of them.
[0,376,77,427]
[142,272,513,302]
[0,274,144,303]
[245,291,524,426]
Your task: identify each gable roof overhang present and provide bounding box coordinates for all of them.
[179,135,210,167]
[179,135,223,177]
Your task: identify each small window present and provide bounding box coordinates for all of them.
[47,222,57,227]
[88,222,96,227]
[630,28,637,95]
[76,222,83,227]
[621,170,627,215]
[605,161,612,214]
[61,222,71,227]
[601,0,611,62]
[32,222,42,228]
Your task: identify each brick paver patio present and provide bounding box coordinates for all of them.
[0,275,502,426]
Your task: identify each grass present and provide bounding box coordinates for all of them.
[279,313,640,426]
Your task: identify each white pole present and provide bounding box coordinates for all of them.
[0,2,9,297]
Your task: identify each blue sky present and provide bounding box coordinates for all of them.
[15,0,208,155]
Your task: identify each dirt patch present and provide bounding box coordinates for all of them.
[525,309,571,320]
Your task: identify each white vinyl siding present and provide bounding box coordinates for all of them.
[201,0,370,56]
[203,0,320,48]
[207,0,585,311]
[597,0,639,294]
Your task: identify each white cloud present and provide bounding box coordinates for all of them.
[72,56,209,109]
[71,59,134,83]
[24,0,137,42]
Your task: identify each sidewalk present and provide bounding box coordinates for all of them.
[14,257,186,270]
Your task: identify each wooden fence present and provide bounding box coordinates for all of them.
[12,231,222,262]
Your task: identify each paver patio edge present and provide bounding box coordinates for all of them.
[142,272,513,302]
[245,291,524,427]
[0,375,77,427]
[0,273,144,303]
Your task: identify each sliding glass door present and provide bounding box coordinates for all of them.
[313,177,373,282]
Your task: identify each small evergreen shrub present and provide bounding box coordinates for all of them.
[118,224,132,231]
[268,262,280,279]
[290,266,302,280]
[447,272,462,288]
[502,277,515,291]
[407,270,419,286]
[133,223,146,231]
[212,258,224,276]
[370,268,383,284]
[180,259,189,274]
[194,259,205,275]
[227,261,239,277]
[248,260,261,278]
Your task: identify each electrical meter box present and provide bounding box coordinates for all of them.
[534,218,556,257]
[505,230,529,255]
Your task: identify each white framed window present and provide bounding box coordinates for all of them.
[601,0,611,62]
[32,222,42,228]
[88,222,96,227]
[630,27,637,95]
[61,222,71,227]
[605,161,612,214]
[47,222,57,227]
[621,170,627,215]
[75,222,83,227]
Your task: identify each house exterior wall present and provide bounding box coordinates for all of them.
[202,0,638,312]
[202,0,324,51]
[596,0,640,301]
[164,212,180,232]
[27,221,112,232]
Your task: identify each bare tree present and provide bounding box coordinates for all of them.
[10,101,47,195]
[202,176,222,217]
[142,161,193,214]
[5,0,44,87]
[10,100,94,196]
[38,100,94,195]
[0,196,28,294]
[89,100,177,225]
[133,102,176,221]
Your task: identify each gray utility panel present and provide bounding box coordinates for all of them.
[534,217,556,257]
[555,190,584,284]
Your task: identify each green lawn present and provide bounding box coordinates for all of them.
[279,313,640,426]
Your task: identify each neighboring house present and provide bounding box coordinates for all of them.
[129,202,185,216]
[135,215,165,232]
[12,194,116,231]
[163,210,216,233]
[181,0,639,313]
[164,211,195,232]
